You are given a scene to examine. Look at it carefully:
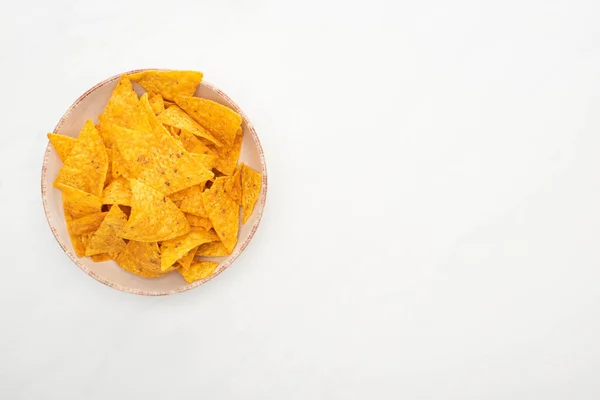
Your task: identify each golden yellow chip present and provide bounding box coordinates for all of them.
[85,205,128,256]
[164,100,177,108]
[115,241,167,278]
[224,165,242,205]
[97,75,144,147]
[128,70,203,101]
[179,130,210,154]
[148,92,165,115]
[91,253,112,262]
[202,177,239,253]
[64,210,87,257]
[168,186,193,202]
[185,214,213,231]
[179,185,206,217]
[48,133,76,162]
[178,260,219,283]
[119,179,190,242]
[118,94,214,195]
[190,153,216,171]
[195,240,230,257]
[168,126,181,137]
[104,147,114,186]
[101,176,132,206]
[54,120,108,197]
[241,164,263,223]
[174,96,241,147]
[209,134,243,176]
[70,212,107,235]
[177,246,199,270]
[157,105,222,146]
[59,184,103,218]
[160,227,219,271]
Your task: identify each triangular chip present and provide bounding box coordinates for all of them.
[202,177,239,253]
[115,241,167,278]
[196,240,230,257]
[119,179,190,242]
[224,165,242,205]
[241,164,263,223]
[59,184,103,218]
[185,214,213,231]
[178,260,219,283]
[97,75,143,147]
[48,133,76,162]
[160,227,219,271]
[157,105,222,146]
[101,177,132,206]
[128,70,203,101]
[174,96,241,147]
[178,130,210,154]
[208,134,243,176]
[191,153,216,171]
[148,93,165,115]
[179,185,206,217]
[54,120,108,197]
[85,205,128,256]
[69,212,108,235]
[64,210,87,257]
[177,246,199,270]
[124,94,213,194]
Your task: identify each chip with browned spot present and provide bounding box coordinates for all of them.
[174,95,241,147]
[85,205,128,256]
[118,179,190,242]
[115,241,167,278]
[241,164,263,223]
[224,165,242,205]
[202,177,239,253]
[148,92,165,115]
[160,227,219,271]
[54,120,108,197]
[208,134,243,176]
[178,260,219,283]
[179,185,206,217]
[101,176,132,206]
[128,70,203,101]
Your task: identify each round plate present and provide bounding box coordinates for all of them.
[41,70,267,296]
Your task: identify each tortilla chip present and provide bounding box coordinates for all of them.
[47,133,76,162]
[118,94,214,194]
[160,227,218,271]
[54,120,108,197]
[179,185,206,217]
[168,126,180,137]
[70,212,108,235]
[91,253,112,262]
[63,210,87,257]
[104,147,114,186]
[178,260,219,283]
[209,134,243,176]
[241,164,263,223]
[195,240,230,257]
[190,153,216,171]
[119,179,190,242]
[174,95,241,147]
[202,177,239,253]
[177,246,199,270]
[101,176,132,206]
[59,184,103,218]
[224,165,242,205]
[85,205,128,256]
[157,105,222,146]
[164,100,177,108]
[179,130,210,154]
[115,241,167,278]
[185,214,212,230]
[148,93,165,115]
[128,70,203,101]
[97,75,144,147]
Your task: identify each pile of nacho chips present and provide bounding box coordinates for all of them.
[48,70,262,283]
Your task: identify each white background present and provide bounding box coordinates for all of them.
[1,0,600,398]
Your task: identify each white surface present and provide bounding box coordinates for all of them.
[1,0,600,398]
